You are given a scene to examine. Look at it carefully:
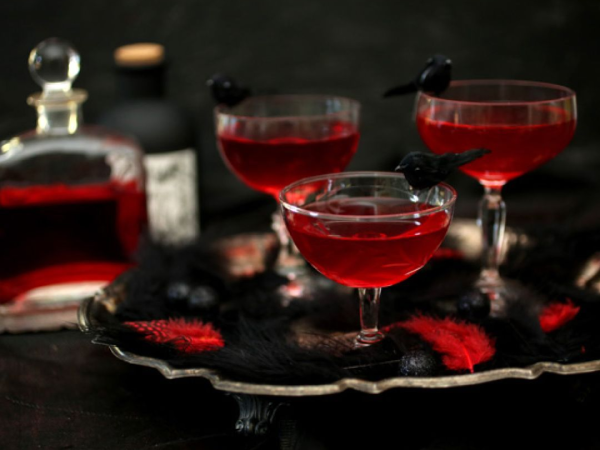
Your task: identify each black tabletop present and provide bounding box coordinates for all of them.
[4,329,600,450]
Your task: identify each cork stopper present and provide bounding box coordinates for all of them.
[114,43,165,67]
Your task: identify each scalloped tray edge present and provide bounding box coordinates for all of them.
[99,342,600,397]
[80,285,600,397]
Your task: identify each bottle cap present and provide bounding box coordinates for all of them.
[114,43,165,67]
[27,38,87,106]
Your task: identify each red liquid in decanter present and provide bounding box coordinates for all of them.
[0,180,146,303]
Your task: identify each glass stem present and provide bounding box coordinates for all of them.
[478,186,506,287]
[271,211,305,278]
[356,288,384,347]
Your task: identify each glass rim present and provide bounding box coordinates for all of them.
[418,79,576,107]
[214,94,361,122]
[279,171,457,221]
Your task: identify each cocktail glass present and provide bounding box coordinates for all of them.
[215,95,360,290]
[416,80,576,309]
[280,172,456,346]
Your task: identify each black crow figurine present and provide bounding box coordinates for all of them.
[207,74,251,107]
[384,55,452,97]
[396,149,491,189]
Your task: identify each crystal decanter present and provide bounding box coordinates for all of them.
[0,38,147,332]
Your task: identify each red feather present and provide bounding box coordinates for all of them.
[385,316,496,373]
[125,318,224,354]
[539,299,580,333]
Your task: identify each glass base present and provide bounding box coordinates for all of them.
[354,330,384,348]
[476,268,503,290]
[474,275,519,318]
[274,249,308,281]
[278,265,350,306]
[215,230,350,305]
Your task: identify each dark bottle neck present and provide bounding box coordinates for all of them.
[116,64,166,100]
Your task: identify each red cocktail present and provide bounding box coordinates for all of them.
[215,96,360,200]
[219,122,359,198]
[281,172,456,346]
[215,95,360,288]
[285,197,450,288]
[417,106,576,187]
[416,80,577,302]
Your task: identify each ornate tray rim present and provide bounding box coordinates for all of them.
[79,296,600,397]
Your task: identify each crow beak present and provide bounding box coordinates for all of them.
[396,164,407,172]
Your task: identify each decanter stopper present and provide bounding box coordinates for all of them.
[28,38,81,99]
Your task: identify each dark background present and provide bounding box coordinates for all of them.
[1,0,599,227]
[3,3,600,449]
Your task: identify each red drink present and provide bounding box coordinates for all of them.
[0,182,146,303]
[417,109,576,186]
[284,197,451,288]
[218,122,359,198]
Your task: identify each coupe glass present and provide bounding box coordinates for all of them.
[416,80,576,305]
[280,172,456,346]
[215,95,360,285]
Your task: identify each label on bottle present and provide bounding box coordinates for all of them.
[144,148,199,244]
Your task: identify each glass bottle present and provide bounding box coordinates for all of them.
[100,43,199,245]
[0,38,147,332]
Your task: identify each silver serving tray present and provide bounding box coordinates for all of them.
[79,221,600,397]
